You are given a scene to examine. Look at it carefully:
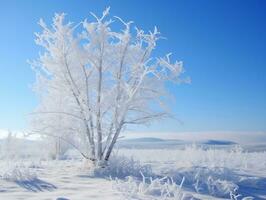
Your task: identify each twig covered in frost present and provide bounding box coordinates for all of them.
[230,188,254,200]
[111,171,189,200]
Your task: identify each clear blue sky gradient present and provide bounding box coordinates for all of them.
[0,0,265,132]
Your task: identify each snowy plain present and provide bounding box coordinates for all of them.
[0,137,266,200]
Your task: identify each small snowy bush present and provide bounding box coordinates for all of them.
[93,155,153,179]
[167,167,237,197]
[0,162,37,182]
[111,172,192,200]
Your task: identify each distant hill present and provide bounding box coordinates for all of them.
[116,137,238,149]
[201,140,237,145]
[119,137,165,143]
[117,137,186,149]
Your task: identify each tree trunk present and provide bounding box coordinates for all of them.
[96,61,103,160]
[104,125,122,161]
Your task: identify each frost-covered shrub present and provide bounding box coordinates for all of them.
[93,155,153,179]
[111,173,192,200]
[28,162,42,169]
[118,146,265,198]
[167,167,237,197]
[1,163,37,182]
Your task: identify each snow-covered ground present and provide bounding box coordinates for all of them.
[0,160,123,200]
[0,140,266,200]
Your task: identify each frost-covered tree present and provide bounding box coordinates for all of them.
[30,83,79,159]
[1,130,21,160]
[3,130,14,159]
[30,8,188,165]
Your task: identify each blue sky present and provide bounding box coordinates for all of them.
[0,0,265,134]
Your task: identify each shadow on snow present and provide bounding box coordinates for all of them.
[15,178,57,192]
